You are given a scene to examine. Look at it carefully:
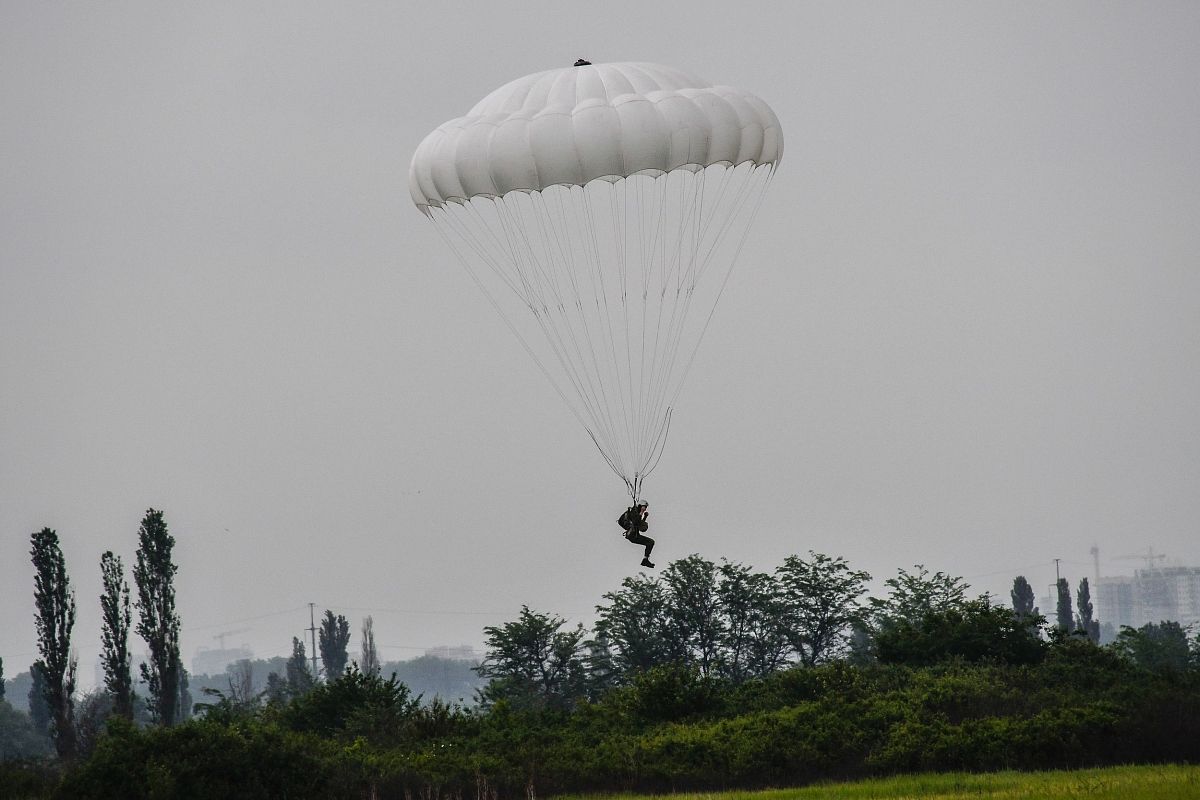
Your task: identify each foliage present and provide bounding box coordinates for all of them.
[661,555,725,676]
[1055,578,1073,632]
[29,528,77,760]
[1114,621,1192,672]
[716,561,788,682]
[360,616,380,676]
[27,665,51,747]
[20,549,1200,797]
[134,508,182,726]
[319,610,352,679]
[287,637,315,696]
[1076,578,1101,644]
[874,598,1047,667]
[279,665,423,746]
[776,552,871,667]
[870,565,969,629]
[57,715,352,800]
[98,551,134,719]
[477,606,588,710]
[0,699,53,761]
[594,574,673,676]
[1010,575,1038,627]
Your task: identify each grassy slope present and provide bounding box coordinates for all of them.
[566,764,1200,800]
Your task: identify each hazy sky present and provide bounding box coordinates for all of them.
[3,2,1199,687]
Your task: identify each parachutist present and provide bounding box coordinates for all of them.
[618,502,654,568]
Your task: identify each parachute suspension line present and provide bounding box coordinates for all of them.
[452,195,622,473]
[637,174,674,461]
[582,187,634,474]
[640,407,673,480]
[529,189,626,473]
[425,162,774,498]
[609,181,637,469]
[640,169,710,449]
[666,165,776,413]
[648,166,732,423]
[562,186,626,477]
[635,173,684,457]
[427,208,604,453]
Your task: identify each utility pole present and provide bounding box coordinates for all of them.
[307,603,320,681]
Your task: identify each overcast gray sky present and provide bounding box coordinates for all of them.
[3,2,1199,686]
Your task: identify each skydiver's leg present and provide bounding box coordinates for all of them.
[626,532,655,566]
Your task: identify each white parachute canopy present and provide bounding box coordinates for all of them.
[411,62,783,501]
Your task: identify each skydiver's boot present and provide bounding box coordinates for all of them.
[641,557,655,568]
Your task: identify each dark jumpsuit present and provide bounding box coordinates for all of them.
[618,507,654,559]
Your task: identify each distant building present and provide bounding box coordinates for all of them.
[1096,566,1200,632]
[424,645,478,662]
[192,645,254,677]
[1096,576,1135,630]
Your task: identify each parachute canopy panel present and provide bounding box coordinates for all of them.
[409,62,784,211]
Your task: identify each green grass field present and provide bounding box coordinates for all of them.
[566,764,1200,800]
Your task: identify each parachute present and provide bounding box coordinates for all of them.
[411,62,783,501]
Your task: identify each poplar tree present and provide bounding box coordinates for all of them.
[360,616,380,676]
[318,610,352,679]
[30,527,77,759]
[286,637,315,695]
[1076,577,1100,643]
[1055,577,1073,632]
[99,551,134,718]
[134,509,181,725]
[1011,575,1037,618]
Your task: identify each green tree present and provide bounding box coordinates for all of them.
[874,597,1047,666]
[287,637,315,696]
[662,555,725,676]
[477,606,587,709]
[870,564,968,629]
[99,551,134,718]
[583,629,619,697]
[0,697,52,760]
[178,667,192,722]
[359,616,379,676]
[776,551,871,667]
[30,527,77,759]
[716,560,786,681]
[133,508,182,726]
[1076,577,1100,644]
[281,665,420,745]
[1011,575,1039,625]
[1115,621,1191,671]
[0,656,4,702]
[27,663,51,745]
[318,610,351,679]
[594,574,672,676]
[1055,577,1073,632]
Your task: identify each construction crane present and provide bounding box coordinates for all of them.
[213,628,250,650]
[1114,547,1166,570]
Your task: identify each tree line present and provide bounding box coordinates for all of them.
[4,540,1200,798]
[13,511,184,763]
